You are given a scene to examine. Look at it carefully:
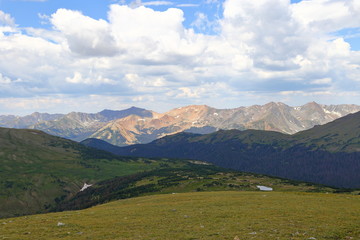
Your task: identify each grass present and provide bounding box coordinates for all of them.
[1,191,359,240]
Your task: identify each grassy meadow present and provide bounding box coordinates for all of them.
[1,191,359,240]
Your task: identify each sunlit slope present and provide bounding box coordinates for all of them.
[0,127,158,218]
[1,191,359,240]
[294,111,360,152]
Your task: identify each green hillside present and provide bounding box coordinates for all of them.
[1,191,359,240]
[0,127,164,218]
[0,127,339,219]
[294,111,360,152]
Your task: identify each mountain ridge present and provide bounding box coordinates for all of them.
[1,102,360,146]
[88,102,360,146]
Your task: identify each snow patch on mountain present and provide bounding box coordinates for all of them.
[80,183,93,192]
[323,109,342,117]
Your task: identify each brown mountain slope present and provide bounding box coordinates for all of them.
[90,102,360,146]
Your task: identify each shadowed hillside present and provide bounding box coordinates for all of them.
[82,111,360,188]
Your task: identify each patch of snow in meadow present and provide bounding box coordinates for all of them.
[257,185,273,191]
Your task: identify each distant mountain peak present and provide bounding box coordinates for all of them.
[303,101,322,108]
[1,102,360,146]
[99,106,147,114]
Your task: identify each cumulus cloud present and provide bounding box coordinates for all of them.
[0,0,360,115]
[0,11,15,27]
[222,0,305,65]
[66,72,117,85]
[125,73,171,94]
[51,9,119,57]
[291,0,360,33]
[108,4,207,66]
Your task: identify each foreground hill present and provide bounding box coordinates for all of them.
[83,111,360,188]
[2,191,359,239]
[1,102,359,145]
[0,127,161,218]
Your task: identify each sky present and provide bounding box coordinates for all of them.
[0,0,360,115]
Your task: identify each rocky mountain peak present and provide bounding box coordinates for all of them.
[2,102,360,146]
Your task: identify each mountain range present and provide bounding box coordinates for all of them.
[1,102,360,146]
[82,110,360,188]
[2,102,359,237]
[93,102,360,146]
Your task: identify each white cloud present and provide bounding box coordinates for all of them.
[125,73,171,93]
[291,0,360,33]
[311,78,332,85]
[232,54,253,71]
[66,72,116,85]
[51,9,119,57]
[0,11,15,27]
[0,1,360,115]
[108,4,206,65]
[0,73,13,84]
[222,0,305,62]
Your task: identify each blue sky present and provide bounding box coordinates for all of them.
[0,0,360,115]
[0,0,223,34]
